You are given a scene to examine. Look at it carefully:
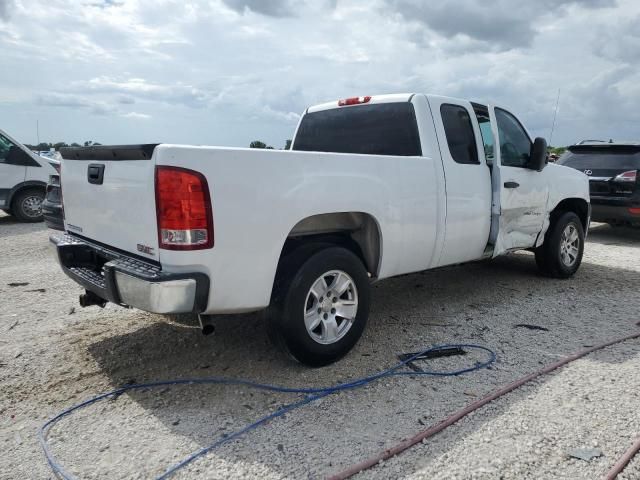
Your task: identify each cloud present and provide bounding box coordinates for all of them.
[88,0,124,8]
[122,111,151,119]
[221,0,298,17]
[36,92,116,115]
[1,0,639,147]
[592,15,640,64]
[73,77,212,108]
[387,0,616,50]
[0,0,14,21]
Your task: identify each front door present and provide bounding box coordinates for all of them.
[0,132,26,210]
[488,105,548,255]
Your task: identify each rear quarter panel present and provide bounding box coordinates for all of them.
[154,145,441,313]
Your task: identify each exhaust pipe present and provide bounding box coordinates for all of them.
[198,314,215,336]
[79,290,107,308]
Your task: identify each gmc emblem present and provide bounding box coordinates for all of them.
[137,244,154,255]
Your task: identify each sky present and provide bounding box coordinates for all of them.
[0,0,639,148]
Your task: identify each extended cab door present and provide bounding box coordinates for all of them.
[427,96,492,266]
[488,105,549,254]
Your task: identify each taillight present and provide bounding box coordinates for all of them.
[338,96,371,106]
[613,170,637,183]
[629,208,640,215]
[155,166,213,250]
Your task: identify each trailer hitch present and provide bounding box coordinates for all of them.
[79,290,107,308]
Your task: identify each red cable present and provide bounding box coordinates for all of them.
[604,437,640,480]
[327,331,640,480]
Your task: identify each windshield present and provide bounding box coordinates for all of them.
[293,102,422,156]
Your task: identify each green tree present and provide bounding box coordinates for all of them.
[250,140,274,149]
[547,146,567,155]
[284,139,292,150]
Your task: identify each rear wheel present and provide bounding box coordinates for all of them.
[12,188,45,222]
[535,211,584,278]
[267,246,370,367]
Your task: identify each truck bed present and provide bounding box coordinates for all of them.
[60,144,443,313]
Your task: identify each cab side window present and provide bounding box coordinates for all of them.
[0,133,15,164]
[495,108,532,168]
[440,104,479,165]
[0,133,39,167]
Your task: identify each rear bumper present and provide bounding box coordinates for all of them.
[42,199,64,231]
[591,196,640,224]
[50,233,210,314]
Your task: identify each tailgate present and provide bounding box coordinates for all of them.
[60,145,160,261]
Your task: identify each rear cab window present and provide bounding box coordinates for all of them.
[293,102,422,156]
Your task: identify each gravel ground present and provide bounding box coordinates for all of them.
[1,212,639,479]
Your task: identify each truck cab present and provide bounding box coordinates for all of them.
[292,94,589,263]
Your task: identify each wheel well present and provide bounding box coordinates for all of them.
[9,182,46,209]
[281,212,382,277]
[551,198,589,230]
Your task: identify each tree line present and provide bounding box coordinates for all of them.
[25,141,102,151]
[250,140,292,150]
[24,139,292,151]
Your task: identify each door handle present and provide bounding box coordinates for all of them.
[504,181,519,189]
[87,164,105,185]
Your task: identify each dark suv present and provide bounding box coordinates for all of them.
[558,143,640,226]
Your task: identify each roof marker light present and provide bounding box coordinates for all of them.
[338,96,372,106]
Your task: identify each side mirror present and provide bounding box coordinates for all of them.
[529,137,547,171]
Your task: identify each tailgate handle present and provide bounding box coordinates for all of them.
[87,164,105,185]
[504,181,519,189]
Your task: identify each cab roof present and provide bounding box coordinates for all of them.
[305,93,481,114]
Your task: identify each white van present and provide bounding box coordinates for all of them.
[0,128,57,222]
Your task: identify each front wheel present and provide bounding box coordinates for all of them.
[267,246,370,367]
[535,211,585,278]
[12,188,45,222]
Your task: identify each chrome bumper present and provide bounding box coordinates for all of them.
[50,233,209,314]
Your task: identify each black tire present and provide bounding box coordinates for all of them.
[535,211,584,278]
[12,188,45,223]
[267,246,370,367]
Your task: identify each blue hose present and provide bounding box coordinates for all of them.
[39,344,496,479]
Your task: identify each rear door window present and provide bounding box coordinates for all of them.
[440,104,479,164]
[293,102,422,156]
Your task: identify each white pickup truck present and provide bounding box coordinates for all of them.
[51,93,590,366]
